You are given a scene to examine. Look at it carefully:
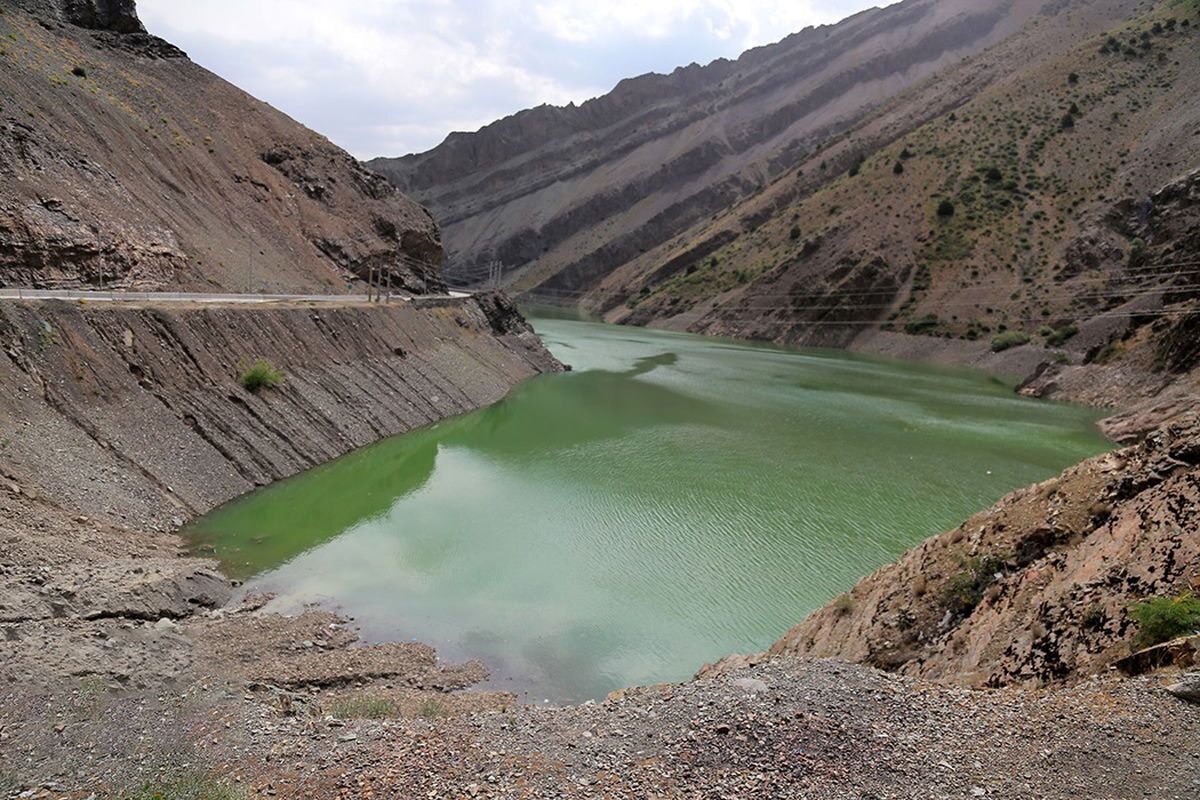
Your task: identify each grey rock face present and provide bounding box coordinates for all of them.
[61,0,145,33]
[1167,675,1200,704]
[6,0,146,33]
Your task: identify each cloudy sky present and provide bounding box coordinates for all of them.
[139,1,887,160]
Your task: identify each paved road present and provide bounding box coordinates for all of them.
[0,288,472,304]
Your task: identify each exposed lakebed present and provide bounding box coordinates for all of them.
[187,318,1110,702]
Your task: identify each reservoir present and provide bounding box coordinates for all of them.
[186,318,1110,702]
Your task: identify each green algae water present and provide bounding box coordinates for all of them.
[187,318,1110,702]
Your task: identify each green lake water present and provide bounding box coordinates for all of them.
[186,318,1110,702]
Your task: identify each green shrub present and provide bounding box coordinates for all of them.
[789,224,802,241]
[905,314,940,335]
[1129,593,1200,650]
[991,331,1031,352]
[1061,113,1075,129]
[936,199,956,217]
[943,554,1008,617]
[238,359,285,393]
[72,65,88,78]
[893,161,904,175]
[1046,324,1078,346]
[832,593,856,614]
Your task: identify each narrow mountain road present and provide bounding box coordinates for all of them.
[0,288,473,304]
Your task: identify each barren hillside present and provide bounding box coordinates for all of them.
[0,0,442,293]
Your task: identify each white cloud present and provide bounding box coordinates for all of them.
[137,0,883,158]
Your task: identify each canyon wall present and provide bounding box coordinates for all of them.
[0,296,561,534]
[370,0,1055,292]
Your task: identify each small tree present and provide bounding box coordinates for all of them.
[936,199,956,217]
[1067,72,1079,84]
[1129,593,1200,650]
[893,161,904,175]
[1061,112,1075,129]
[789,224,802,241]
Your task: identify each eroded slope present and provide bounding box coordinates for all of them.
[0,0,442,292]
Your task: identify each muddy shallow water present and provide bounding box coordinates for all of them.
[187,318,1109,702]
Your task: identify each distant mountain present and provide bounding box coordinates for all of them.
[368,0,1068,292]
[0,0,443,292]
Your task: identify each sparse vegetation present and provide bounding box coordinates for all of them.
[331,695,398,720]
[238,359,285,393]
[943,554,1008,617]
[37,321,61,349]
[1128,592,1200,651]
[905,314,940,335]
[832,593,856,614]
[416,697,448,718]
[123,770,247,800]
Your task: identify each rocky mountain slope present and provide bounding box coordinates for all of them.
[592,0,1199,351]
[578,0,1198,437]
[755,414,1200,688]
[0,0,442,293]
[369,0,1064,290]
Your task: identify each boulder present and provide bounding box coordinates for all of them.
[1166,675,1200,704]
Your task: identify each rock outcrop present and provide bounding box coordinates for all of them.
[767,415,1200,688]
[0,0,441,293]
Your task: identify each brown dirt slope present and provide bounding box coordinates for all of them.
[760,413,1200,688]
[0,0,442,293]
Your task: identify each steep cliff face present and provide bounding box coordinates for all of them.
[0,0,442,293]
[369,0,1057,290]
